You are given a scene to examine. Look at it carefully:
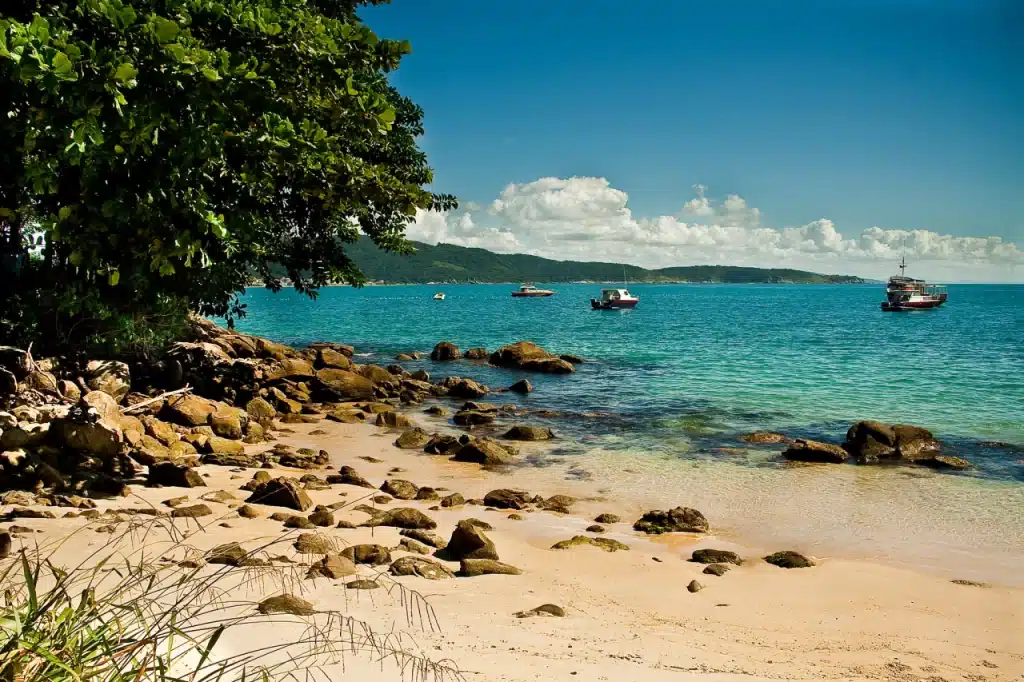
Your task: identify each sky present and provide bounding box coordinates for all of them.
[362,0,1023,281]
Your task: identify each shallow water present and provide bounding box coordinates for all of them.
[225,282,1024,581]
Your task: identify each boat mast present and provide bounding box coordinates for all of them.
[899,239,906,277]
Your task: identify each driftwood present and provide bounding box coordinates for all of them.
[120,386,192,414]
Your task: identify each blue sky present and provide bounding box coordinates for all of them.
[362,0,1022,280]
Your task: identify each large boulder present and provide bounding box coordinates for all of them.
[163,394,218,427]
[307,555,358,579]
[359,364,398,387]
[844,421,897,462]
[444,378,488,400]
[891,424,941,460]
[315,347,351,371]
[50,416,123,458]
[489,342,575,374]
[633,507,709,534]
[246,397,276,423]
[782,439,849,464]
[463,347,488,360]
[85,360,131,402]
[314,369,374,401]
[209,408,245,440]
[245,477,313,511]
[453,410,494,426]
[446,519,498,560]
[263,358,315,382]
[430,342,461,362]
[82,390,121,423]
[451,438,516,466]
[340,544,392,566]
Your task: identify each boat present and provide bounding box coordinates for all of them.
[880,255,947,311]
[511,284,555,298]
[591,267,640,309]
[591,287,639,309]
[433,292,445,300]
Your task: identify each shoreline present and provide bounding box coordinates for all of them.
[16,416,1024,681]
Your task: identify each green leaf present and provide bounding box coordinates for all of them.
[153,17,180,43]
[113,63,137,83]
[379,107,396,124]
[201,68,220,81]
[58,206,72,220]
[52,51,72,75]
[108,269,120,286]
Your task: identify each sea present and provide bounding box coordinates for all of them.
[224,283,1024,582]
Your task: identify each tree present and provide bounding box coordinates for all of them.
[0,0,454,354]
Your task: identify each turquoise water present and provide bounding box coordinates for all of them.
[226,283,1023,481]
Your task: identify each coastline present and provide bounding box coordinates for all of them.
[17,415,1022,681]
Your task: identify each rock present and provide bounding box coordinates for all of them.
[140,416,176,446]
[633,507,709,534]
[463,518,494,531]
[337,466,375,489]
[507,379,533,394]
[0,531,9,559]
[483,489,532,510]
[489,342,575,374]
[430,342,461,361]
[389,556,455,580]
[392,427,431,450]
[919,454,970,470]
[345,579,380,590]
[363,507,437,530]
[687,580,703,593]
[691,549,742,565]
[315,368,374,401]
[782,439,849,464]
[149,462,206,488]
[308,506,335,527]
[263,358,315,382]
[594,513,620,524]
[257,595,314,616]
[294,533,336,555]
[425,434,461,455]
[741,431,789,444]
[764,551,815,568]
[703,563,731,576]
[415,487,440,501]
[891,424,941,460]
[374,411,411,428]
[446,519,498,560]
[515,604,565,618]
[207,542,248,566]
[452,438,516,466]
[307,554,358,579]
[163,496,189,507]
[586,524,605,533]
[316,347,352,371]
[163,394,219,427]
[380,479,418,500]
[207,436,244,455]
[237,504,263,519]
[844,421,898,461]
[424,406,448,417]
[398,537,432,555]
[400,529,447,549]
[171,504,213,518]
[453,410,494,426]
[540,495,575,513]
[446,378,489,400]
[200,490,236,504]
[460,347,485,360]
[209,410,244,440]
[459,559,521,577]
[440,492,465,508]
[551,536,628,552]
[85,360,131,402]
[246,397,276,423]
[50,418,123,458]
[503,425,554,441]
[245,477,313,511]
[340,544,392,566]
[54,379,80,402]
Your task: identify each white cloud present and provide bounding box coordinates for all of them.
[407,177,1022,281]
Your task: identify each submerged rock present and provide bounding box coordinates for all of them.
[741,431,789,444]
[430,342,461,362]
[782,439,849,464]
[489,342,575,374]
[503,425,554,441]
[507,379,533,394]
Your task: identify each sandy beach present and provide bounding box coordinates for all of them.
[11,412,1022,682]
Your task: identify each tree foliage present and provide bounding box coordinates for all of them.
[0,0,454,353]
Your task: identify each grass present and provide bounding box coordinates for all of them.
[0,510,464,682]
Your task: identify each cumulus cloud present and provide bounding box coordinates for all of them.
[405,177,1022,281]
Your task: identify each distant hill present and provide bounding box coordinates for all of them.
[268,239,865,284]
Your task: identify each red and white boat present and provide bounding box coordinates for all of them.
[591,288,639,310]
[881,257,947,311]
[511,284,555,298]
